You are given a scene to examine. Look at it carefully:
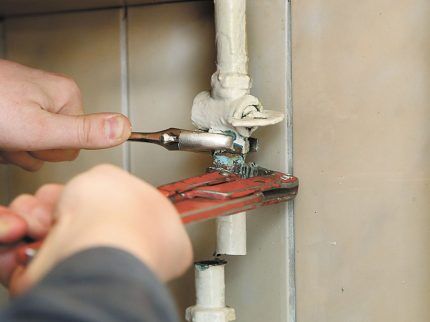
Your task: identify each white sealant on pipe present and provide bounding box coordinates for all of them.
[186,260,236,322]
[191,0,284,138]
[216,212,246,255]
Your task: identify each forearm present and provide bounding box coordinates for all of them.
[0,247,178,322]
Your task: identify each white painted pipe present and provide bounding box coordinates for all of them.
[214,0,248,75]
[213,0,247,256]
[196,261,226,308]
[186,260,236,322]
[191,0,284,137]
[216,212,246,255]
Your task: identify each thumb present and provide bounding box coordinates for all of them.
[33,112,131,150]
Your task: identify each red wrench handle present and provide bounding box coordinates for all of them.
[14,169,298,266]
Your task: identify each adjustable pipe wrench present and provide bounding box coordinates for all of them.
[14,167,298,265]
[13,127,299,265]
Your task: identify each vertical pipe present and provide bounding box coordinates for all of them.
[186,260,235,322]
[214,0,248,75]
[119,7,131,172]
[285,1,296,321]
[213,0,248,256]
[195,261,226,308]
[216,212,246,255]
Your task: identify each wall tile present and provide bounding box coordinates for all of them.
[5,9,124,198]
[0,166,8,205]
[224,1,291,322]
[0,22,8,206]
[129,1,291,321]
[0,0,206,17]
[0,0,122,16]
[293,1,430,321]
[127,2,216,317]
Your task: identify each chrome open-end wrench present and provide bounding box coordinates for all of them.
[128,128,258,153]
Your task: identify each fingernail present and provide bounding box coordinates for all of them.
[105,116,129,141]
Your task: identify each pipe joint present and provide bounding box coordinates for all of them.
[211,70,251,100]
[186,307,236,322]
[186,260,236,322]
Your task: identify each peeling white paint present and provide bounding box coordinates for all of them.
[191,0,284,138]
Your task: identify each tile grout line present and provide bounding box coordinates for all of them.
[2,0,208,19]
[285,1,296,322]
[0,20,11,205]
[120,7,131,172]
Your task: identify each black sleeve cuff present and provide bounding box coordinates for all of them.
[1,247,179,322]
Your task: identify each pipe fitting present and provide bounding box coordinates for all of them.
[186,260,236,322]
[211,70,251,100]
[192,91,260,138]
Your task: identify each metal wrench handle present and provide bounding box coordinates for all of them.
[129,128,235,152]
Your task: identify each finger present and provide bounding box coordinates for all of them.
[0,207,27,244]
[29,149,80,162]
[0,207,29,288]
[35,184,64,213]
[9,265,32,296]
[2,152,44,172]
[9,195,53,239]
[33,112,131,150]
[0,251,21,289]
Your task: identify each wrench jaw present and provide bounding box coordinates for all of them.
[162,169,298,224]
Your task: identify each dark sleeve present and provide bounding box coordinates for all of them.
[0,247,179,322]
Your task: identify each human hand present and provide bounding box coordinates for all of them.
[7,165,192,295]
[0,60,131,171]
[0,184,59,291]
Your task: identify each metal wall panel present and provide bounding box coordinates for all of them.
[293,1,430,321]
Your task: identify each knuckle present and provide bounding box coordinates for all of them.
[10,194,33,208]
[182,241,193,270]
[171,240,193,279]
[91,164,121,175]
[35,183,62,197]
[59,76,80,95]
[55,75,82,106]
